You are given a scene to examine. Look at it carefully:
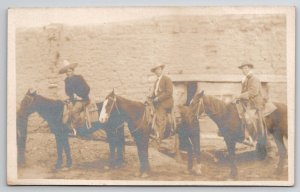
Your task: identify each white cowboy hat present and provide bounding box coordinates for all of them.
[59,60,78,74]
[150,64,165,73]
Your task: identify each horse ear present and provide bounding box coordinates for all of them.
[28,88,37,96]
[199,90,204,97]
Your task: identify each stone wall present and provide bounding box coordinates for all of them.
[16,14,286,105]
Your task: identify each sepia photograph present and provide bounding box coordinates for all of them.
[7,7,295,185]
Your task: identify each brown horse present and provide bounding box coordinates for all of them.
[99,90,152,177]
[99,89,203,177]
[191,91,288,179]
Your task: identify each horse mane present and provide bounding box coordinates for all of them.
[116,95,145,109]
[204,95,231,115]
[114,95,146,129]
[33,94,64,126]
[178,105,195,126]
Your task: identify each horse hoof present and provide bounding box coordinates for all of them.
[194,168,202,176]
[275,167,283,175]
[66,162,72,168]
[54,164,62,171]
[134,172,141,177]
[140,172,150,178]
[183,170,192,175]
[61,167,70,171]
[229,172,238,180]
[115,163,125,169]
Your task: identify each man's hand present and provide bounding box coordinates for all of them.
[153,97,159,102]
[231,95,240,104]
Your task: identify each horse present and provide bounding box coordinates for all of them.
[191,91,288,179]
[99,89,203,177]
[17,89,125,170]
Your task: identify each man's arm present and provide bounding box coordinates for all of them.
[78,75,90,94]
[65,80,74,101]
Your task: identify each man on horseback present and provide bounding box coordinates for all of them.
[149,64,174,142]
[59,60,90,136]
[236,63,266,145]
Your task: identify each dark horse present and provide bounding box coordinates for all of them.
[191,91,288,178]
[177,103,202,175]
[17,89,125,170]
[99,89,202,177]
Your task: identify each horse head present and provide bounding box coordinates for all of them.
[99,89,117,123]
[19,88,38,115]
[189,90,205,116]
[17,88,38,167]
[191,90,204,104]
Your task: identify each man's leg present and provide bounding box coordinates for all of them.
[155,106,167,140]
[256,109,266,139]
[70,101,84,135]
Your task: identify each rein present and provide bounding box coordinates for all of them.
[106,95,141,134]
[195,97,219,118]
[24,94,34,106]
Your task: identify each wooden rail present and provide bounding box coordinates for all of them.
[169,74,286,83]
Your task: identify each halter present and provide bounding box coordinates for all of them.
[195,97,205,119]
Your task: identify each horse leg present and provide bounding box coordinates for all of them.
[225,138,237,179]
[62,129,72,168]
[272,129,287,174]
[256,115,267,160]
[106,129,116,169]
[256,135,267,160]
[17,115,28,167]
[134,133,144,176]
[17,135,27,167]
[116,127,125,168]
[174,134,183,162]
[140,132,151,177]
[191,127,202,176]
[134,132,150,177]
[186,136,193,174]
[54,133,63,170]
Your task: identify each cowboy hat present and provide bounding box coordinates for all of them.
[59,60,78,74]
[238,63,254,69]
[150,64,165,73]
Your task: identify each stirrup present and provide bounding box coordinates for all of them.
[69,128,77,136]
[242,136,255,147]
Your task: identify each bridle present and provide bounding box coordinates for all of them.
[21,94,35,111]
[195,97,205,119]
[194,96,219,119]
[106,95,121,116]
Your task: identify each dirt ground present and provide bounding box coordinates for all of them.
[18,124,288,182]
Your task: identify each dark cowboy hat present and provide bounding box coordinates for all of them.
[238,63,254,69]
[150,64,165,73]
[59,60,78,74]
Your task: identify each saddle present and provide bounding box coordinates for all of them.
[235,100,277,143]
[144,99,176,140]
[62,100,99,129]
